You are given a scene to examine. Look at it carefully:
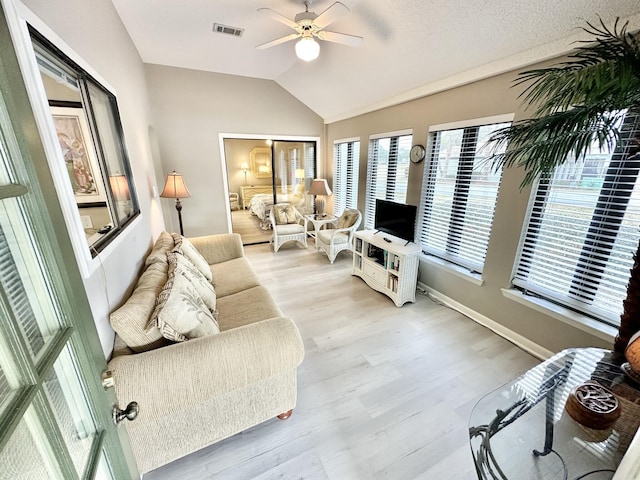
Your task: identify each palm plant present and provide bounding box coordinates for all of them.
[486,18,640,353]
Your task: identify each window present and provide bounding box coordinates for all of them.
[332,138,360,215]
[30,29,139,260]
[364,131,412,229]
[419,118,511,273]
[513,112,640,327]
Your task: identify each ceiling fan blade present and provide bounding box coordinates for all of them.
[257,7,299,29]
[318,30,363,47]
[313,1,350,29]
[256,33,300,50]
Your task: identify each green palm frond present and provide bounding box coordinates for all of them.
[486,17,640,188]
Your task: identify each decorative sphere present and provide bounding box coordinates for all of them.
[625,331,640,372]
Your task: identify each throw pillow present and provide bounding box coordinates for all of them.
[144,231,174,268]
[168,251,217,315]
[273,204,297,225]
[172,233,213,282]
[152,268,220,342]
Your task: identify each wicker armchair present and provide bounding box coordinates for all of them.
[315,209,361,263]
[269,204,308,252]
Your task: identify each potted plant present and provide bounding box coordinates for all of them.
[486,18,640,353]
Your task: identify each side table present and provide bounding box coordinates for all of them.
[305,214,337,251]
[469,348,640,479]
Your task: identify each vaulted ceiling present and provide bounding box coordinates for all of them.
[111,0,640,123]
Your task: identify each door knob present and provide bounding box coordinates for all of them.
[112,401,139,425]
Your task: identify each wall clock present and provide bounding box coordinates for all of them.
[410,144,426,163]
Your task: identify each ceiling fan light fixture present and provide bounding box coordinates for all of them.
[295,36,320,61]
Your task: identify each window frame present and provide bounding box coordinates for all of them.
[511,112,640,328]
[332,137,360,216]
[23,26,140,277]
[418,115,513,273]
[364,130,412,229]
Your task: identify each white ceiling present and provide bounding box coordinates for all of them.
[111,0,640,123]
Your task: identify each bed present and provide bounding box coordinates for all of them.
[249,185,306,229]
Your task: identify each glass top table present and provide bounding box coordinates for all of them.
[469,348,640,479]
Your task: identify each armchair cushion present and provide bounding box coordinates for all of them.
[317,230,350,244]
[172,234,213,282]
[273,204,297,224]
[337,209,360,229]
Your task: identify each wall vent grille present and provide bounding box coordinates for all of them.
[212,23,244,37]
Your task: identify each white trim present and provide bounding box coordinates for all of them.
[614,429,640,480]
[333,136,360,145]
[501,288,617,343]
[419,254,484,286]
[419,282,554,360]
[429,114,515,133]
[368,129,413,141]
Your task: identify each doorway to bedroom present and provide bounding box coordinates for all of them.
[222,136,318,245]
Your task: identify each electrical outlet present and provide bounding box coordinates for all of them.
[80,215,93,229]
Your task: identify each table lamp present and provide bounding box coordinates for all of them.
[160,170,191,236]
[308,179,332,216]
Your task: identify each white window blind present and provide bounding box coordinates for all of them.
[513,112,640,326]
[419,121,509,272]
[365,133,412,229]
[332,139,360,215]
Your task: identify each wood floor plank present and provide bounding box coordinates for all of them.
[144,243,539,479]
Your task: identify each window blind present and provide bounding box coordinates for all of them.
[513,112,640,326]
[419,122,509,272]
[332,139,360,215]
[365,133,412,229]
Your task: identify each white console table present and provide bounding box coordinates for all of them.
[352,230,420,307]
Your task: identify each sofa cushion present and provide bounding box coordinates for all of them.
[144,231,174,269]
[109,262,170,352]
[273,204,297,224]
[168,251,217,315]
[209,257,261,298]
[153,269,220,342]
[216,286,283,331]
[172,234,213,282]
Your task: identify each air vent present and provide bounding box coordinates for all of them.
[212,23,244,37]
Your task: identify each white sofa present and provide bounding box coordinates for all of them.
[107,232,305,474]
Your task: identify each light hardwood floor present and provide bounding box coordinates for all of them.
[144,242,539,480]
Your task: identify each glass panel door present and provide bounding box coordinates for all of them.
[272,140,316,214]
[0,4,138,478]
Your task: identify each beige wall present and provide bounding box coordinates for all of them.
[144,64,324,237]
[326,67,612,355]
[224,138,274,198]
[19,0,163,357]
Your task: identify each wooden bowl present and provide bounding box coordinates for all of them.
[565,382,621,430]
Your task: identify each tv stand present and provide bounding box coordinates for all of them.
[352,230,420,307]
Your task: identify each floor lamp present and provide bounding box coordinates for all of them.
[160,170,191,236]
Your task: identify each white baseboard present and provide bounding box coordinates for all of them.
[418,282,553,361]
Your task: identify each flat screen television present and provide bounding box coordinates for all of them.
[374,199,417,244]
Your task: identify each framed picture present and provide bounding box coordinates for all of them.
[50,104,106,204]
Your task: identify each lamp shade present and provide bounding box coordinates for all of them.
[109,174,130,201]
[240,162,249,171]
[295,168,305,179]
[160,170,191,199]
[295,36,320,61]
[308,178,332,196]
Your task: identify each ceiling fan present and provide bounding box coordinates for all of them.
[256,1,363,61]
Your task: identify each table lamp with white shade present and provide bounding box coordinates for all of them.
[308,178,332,217]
